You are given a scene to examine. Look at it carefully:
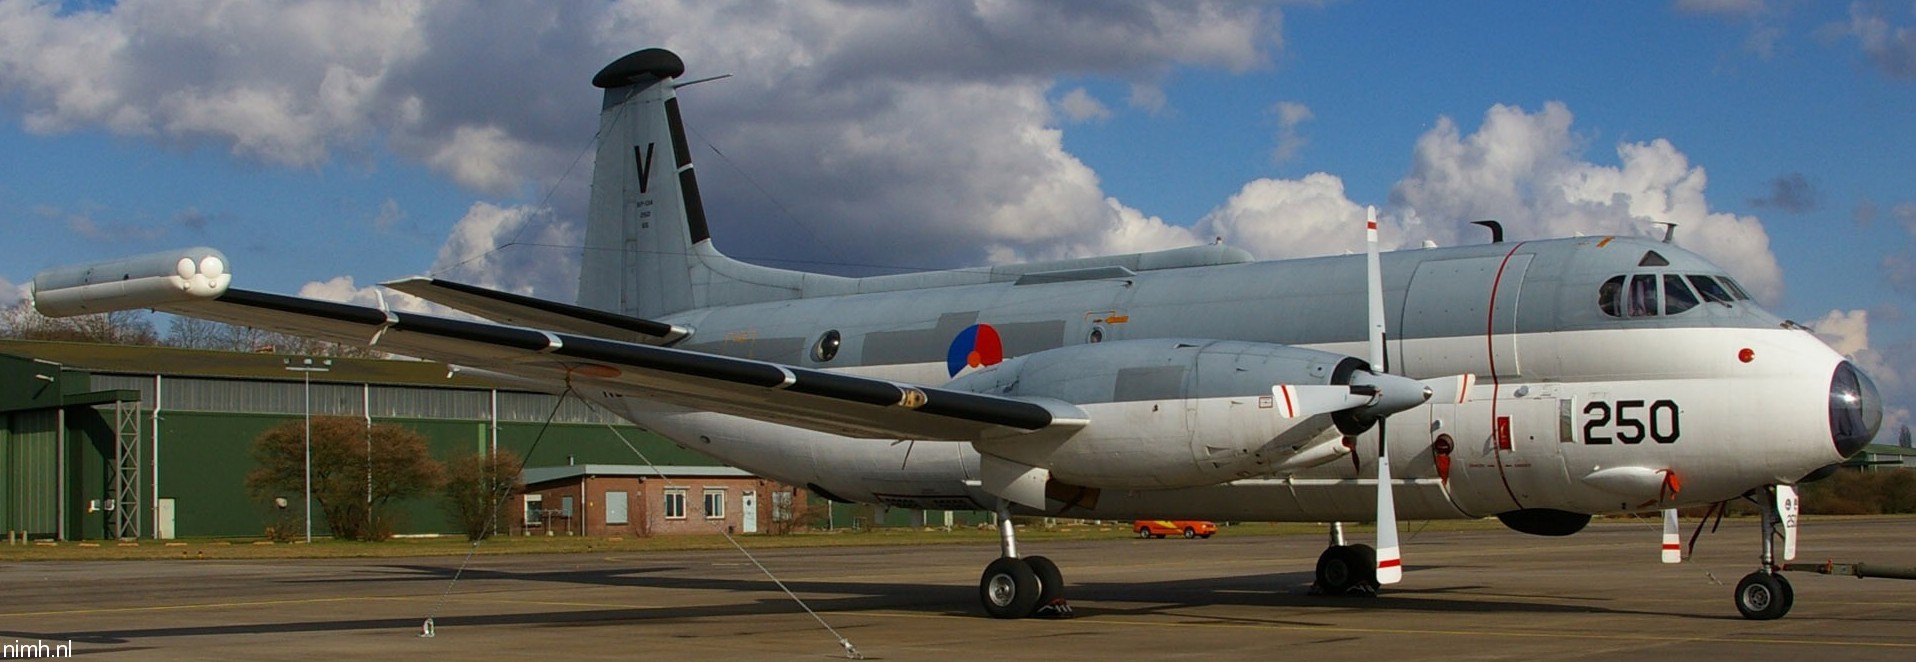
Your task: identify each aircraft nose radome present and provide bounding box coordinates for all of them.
[1829,361,1883,459]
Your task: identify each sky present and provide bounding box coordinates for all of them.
[1,0,1914,430]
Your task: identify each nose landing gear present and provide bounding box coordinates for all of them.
[1733,485,1799,620]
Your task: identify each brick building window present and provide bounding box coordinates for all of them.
[702,488,725,520]
[664,489,687,520]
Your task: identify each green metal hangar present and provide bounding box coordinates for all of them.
[0,339,792,542]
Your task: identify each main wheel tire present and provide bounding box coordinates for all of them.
[1734,571,1791,620]
[1024,555,1065,615]
[1315,544,1379,595]
[1137,527,1152,539]
[980,557,1041,619]
[1775,573,1795,615]
[1183,527,1198,539]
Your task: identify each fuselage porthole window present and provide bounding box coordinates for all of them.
[1663,274,1700,315]
[1628,274,1660,317]
[1088,326,1105,343]
[812,329,842,363]
[1598,275,1627,318]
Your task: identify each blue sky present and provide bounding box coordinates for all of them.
[1,0,1914,426]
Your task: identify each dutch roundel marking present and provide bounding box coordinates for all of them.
[1581,399,1680,444]
[945,323,1004,377]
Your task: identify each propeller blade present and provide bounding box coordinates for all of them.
[1366,205,1386,371]
[1375,420,1402,584]
[1365,205,1403,585]
[1661,508,1682,563]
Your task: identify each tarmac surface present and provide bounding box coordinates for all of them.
[3,518,1914,660]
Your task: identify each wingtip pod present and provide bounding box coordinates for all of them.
[31,247,231,318]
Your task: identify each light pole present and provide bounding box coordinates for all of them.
[284,357,332,543]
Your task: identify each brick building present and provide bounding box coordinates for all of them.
[517,465,801,537]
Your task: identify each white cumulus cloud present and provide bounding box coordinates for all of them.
[1056,87,1112,122]
[1389,102,1784,303]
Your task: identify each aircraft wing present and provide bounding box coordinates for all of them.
[29,249,1085,441]
[165,289,1084,440]
[382,276,692,346]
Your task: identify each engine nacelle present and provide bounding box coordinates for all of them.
[951,338,1366,489]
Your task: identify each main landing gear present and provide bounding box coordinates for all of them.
[1312,521,1380,596]
[1733,485,1797,620]
[978,500,1072,619]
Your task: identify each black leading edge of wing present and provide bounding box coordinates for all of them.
[213,288,1061,434]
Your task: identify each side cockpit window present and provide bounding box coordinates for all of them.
[1599,275,1626,317]
[1688,274,1735,303]
[1719,277,1752,300]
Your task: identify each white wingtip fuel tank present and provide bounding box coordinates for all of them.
[31,247,231,317]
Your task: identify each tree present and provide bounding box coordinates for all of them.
[2,299,157,344]
[161,313,389,358]
[245,416,445,541]
[441,450,524,542]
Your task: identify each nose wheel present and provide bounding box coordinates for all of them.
[1732,485,1799,620]
[1733,570,1794,620]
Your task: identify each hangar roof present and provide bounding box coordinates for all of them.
[0,339,501,388]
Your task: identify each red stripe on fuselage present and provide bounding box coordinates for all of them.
[1486,242,1529,510]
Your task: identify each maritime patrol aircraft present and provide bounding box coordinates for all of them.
[31,48,1881,621]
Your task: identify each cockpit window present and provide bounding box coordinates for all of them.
[1638,251,1670,267]
[1599,275,1626,317]
[1688,275,1734,303]
[1719,277,1752,301]
[1663,275,1699,314]
[1628,274,1659,317]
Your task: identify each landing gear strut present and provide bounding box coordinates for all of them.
[1312,521,1379,595]
[1733,485,1797,620]
[977,500,1071,619]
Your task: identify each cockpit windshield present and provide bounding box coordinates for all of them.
[1599,272,1746,318]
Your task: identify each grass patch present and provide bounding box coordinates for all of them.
[0,520,1523,562]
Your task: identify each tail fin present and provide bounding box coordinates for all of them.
[578,49,815,318]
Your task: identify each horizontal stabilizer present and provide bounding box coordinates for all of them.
[384,277,691,345]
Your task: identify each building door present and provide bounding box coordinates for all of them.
[156,498,176,539]
[741,491,758,533]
